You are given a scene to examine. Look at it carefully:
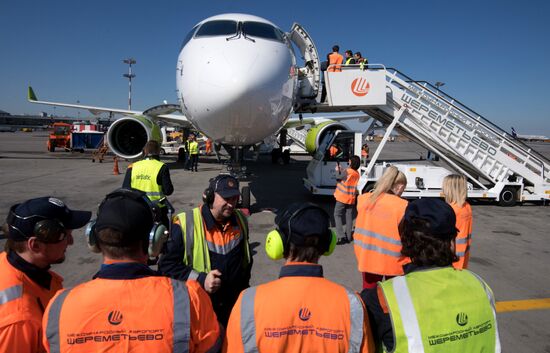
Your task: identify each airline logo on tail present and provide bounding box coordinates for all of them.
[351,77,370,97]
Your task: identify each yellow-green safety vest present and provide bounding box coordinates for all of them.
[176,207,250,280]
[187,141,199,155]
[379,267,500,353]
[130,158,165,206]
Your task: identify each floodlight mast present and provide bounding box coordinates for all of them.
[123,58,136,110]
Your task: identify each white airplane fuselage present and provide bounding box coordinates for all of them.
[176,13,298,146]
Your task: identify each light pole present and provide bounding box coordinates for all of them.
[123,58,136,110]
[434,81,445,95]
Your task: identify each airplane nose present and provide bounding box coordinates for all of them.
[179,40,295,145]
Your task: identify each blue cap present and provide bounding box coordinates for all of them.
[210,175,240,198]
[404,198,457,239]
[7,197,91,241]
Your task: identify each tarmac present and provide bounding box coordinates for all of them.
[1,131,549,352]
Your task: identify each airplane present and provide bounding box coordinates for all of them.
[28,13,370,170]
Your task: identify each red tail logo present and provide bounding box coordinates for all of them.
[351,77,370,97]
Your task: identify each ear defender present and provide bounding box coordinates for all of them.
[84,219,101,253]
[148,223,168,258]
[265,203,336,261]
[323,229,337,256]
[265,229,285,260]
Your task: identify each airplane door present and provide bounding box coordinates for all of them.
[288,23,321,101]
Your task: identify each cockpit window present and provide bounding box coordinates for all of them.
[180,25,198,50]
[242,21,285,42]
[195,20,238,37]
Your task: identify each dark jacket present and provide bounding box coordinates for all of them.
[158,205,252,326]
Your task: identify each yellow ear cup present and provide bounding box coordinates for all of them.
[323,229,338,256]
[265,229,285,260]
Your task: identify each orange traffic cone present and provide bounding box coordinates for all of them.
[113,157,120,175]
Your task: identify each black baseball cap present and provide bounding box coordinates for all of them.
[94,190,154,244]
[276,203,331,247]
[210,175,240,198]
[404,198,458,239]
[7,197,91,241]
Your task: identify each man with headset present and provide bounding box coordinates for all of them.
[42,188,222,353]
[123,140,174,226]
[224,202,375,353]
[159,174,252,327]
[1,197,91,353]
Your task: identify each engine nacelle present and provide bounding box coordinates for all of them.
[304,120,349,154]
[107,115,163,160]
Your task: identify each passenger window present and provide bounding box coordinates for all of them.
[180,25,198,50]
[242,21,284,42]
[195,20,238,37]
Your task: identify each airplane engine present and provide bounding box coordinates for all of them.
[107,115,163,160]
[304,120,349,154]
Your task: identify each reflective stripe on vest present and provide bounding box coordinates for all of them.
[171,278,191,353]
[239,287,364,353]
[0,284,22,305]
[345,289,365,353]
[46,280,192,353]
[354,227,402,257]
[130,159,165,203]
[46,289,71,353]
[380,268,500,353]
[177,207,250,274]
[240,287,259,353]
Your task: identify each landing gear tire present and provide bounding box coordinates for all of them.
[240,186,251,210]
[499,186,517,207]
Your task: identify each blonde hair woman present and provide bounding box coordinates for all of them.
[353,166,409,289]
[442,174,472,269]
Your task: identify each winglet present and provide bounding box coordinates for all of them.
[28,86,37,101]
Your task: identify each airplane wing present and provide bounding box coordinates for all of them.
[27,86,191,126]
[27,86,141,116]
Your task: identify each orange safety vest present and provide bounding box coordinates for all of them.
[327,53,343,72]
[43,274,221,353]
[224,263,374,353]
[451,202,473,269]
[353,193,409,276]
[0,252,63,353]
[334,168,360,205]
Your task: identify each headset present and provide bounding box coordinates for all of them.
[202,174,239,206]
[265,203,337,260]
[84,188,168,258]
[6,205,67,243]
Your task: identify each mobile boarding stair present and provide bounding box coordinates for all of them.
[320,66,550,205]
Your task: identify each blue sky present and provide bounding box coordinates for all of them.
[1,0,549,135]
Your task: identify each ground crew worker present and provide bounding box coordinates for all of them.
[355,52,369,70]
[334,155,361,245]
[224,202,375,353]
[177,135,188,166]
[159,174,252,326]
[123,140,174,226]
[344,50,356,65]
[205,138,213,156]
[327,45,343,72]
[185,133,200,172]
[442,174,473,269]
[361,198,501,352]
[42,188,222,353]
[1,197,90,353]
[361,143,369,165]
[353,166,408,289]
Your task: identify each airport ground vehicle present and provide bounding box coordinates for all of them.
[302,66,550,205]
[47,122,71,152]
